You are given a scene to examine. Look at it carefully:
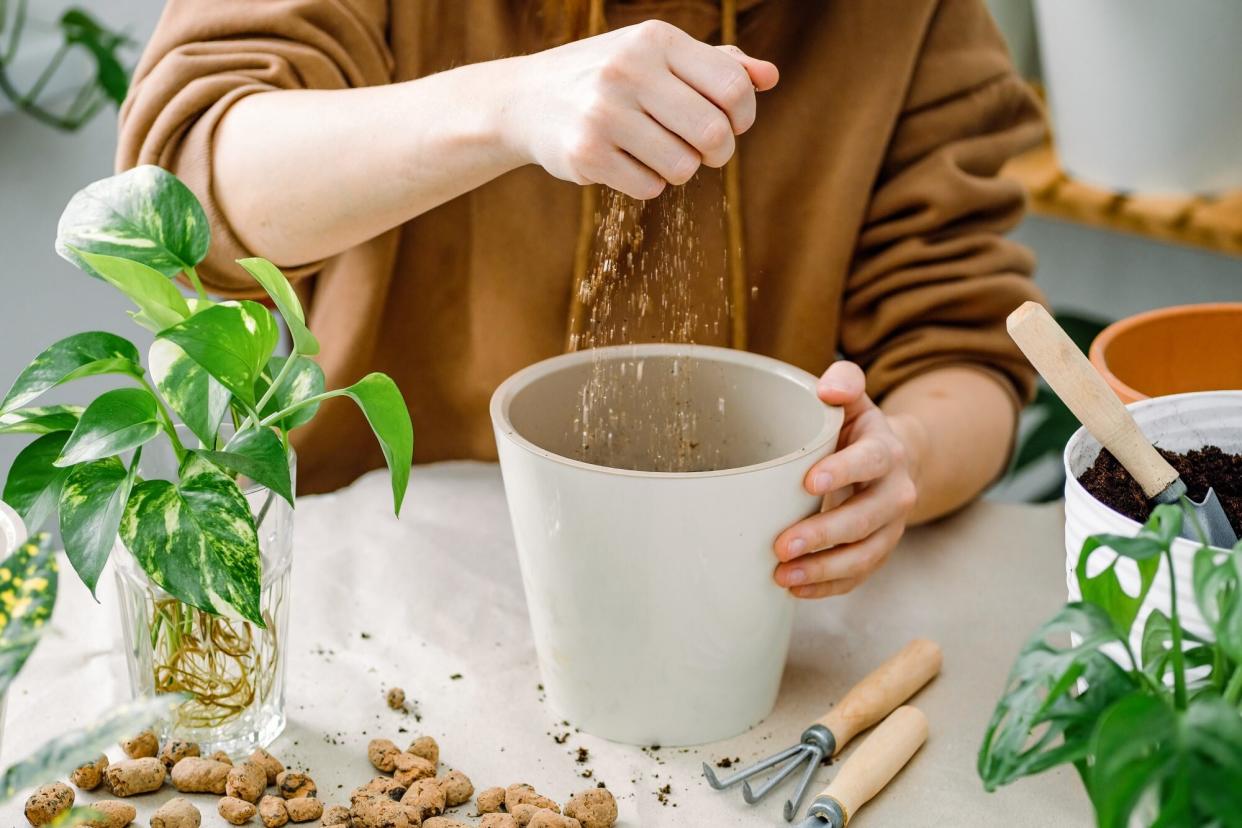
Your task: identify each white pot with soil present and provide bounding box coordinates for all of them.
[1034,0,1242,194]
[491,343,842,746]
[1063,391,1242,657]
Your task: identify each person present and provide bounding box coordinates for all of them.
[118,0,1045,600]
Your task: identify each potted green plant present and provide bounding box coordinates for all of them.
[0,165,413,753]
[978,504,1242,826]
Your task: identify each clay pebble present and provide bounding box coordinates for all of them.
[509,805,540,827]
[368,738,401,773]
[480,815,519,828]
[505,784,560,814]
[228,761,269,803]
[528,813,581,828]
[119,730,158,759]
[80,800,137,828]
[287,797,324,823]
[438,770,473,808]
[422,819,468,828]
[250,747,285,785]
[402,778,445,819]
[105,757,166,796]
[321,804,351,826]
[160,739,201,771]
[406,736,438,768]
[393,753,436,787]
[350,796,414,828]
[386,687,406,710]
[70,753,110,791]
[210,751,234,766]
[476,787,505,814]
[219,796,258,825]
[277,770,318,800]
[258,795,290,828]
[564,789,617,828]
[171,757,231,794]
[23,782,74,826]
[151,797,202,828]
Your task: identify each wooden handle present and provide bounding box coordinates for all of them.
[1006,301,1178,499]
[817,638,941,754]
[820,706,928,825]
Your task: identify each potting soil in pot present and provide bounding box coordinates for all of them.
[1078,445,1242,535]
[570,178,732,473]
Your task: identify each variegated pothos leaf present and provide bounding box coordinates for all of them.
[157,301,279,409]
[0,332,142,414]
[119,455,262,624]
[0,406,83,435]
[58,455,139,595]
[0,533,58,697]
[55,165,210,279]
[149,339,230,447]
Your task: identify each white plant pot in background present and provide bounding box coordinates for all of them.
[1034,0,1242,194]
[1064,391,1242,661]
[491,344,842,746]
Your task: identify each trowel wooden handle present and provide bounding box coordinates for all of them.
[817,639,941,753]
[1006,301,1178,500]
[818,706,928,825]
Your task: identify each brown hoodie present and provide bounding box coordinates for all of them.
[118,0,1045,495]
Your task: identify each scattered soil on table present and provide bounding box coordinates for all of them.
[1078,445,1242,535]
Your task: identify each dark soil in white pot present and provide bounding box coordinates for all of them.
[1078,446,1242,536]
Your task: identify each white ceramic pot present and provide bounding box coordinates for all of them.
[491,344,842,746]
[1063,391,1242,659]
[1034,0,1242,194]
[0,500,24,556]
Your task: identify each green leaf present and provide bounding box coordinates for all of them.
[200,428,293,506]
[58,454,139,596]
[58,8,130,105]
[236,257,319,356]
[119,455,262,624]
[0,533,58,697]
[0,406,82,435]
[1077,536,1161,638]
[1087,694,1242,828]
[157,301,279,408]
[256,356,323,431]
[1193,542,1242,664]
[0,694,181,802]
[0,332,142,414]
[56,388,161,467]
[148,339,230,447]
[73,249,190,332]
[3,433,72,530]
[56,165,210,278]
[327,374,411,515]
[1012,388,1080,473]
[977,603,1138,790]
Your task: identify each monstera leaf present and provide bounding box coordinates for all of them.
[0,533,58,697]
[56,165,210,279]
[119,455,262,624]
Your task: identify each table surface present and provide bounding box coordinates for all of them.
[0,461,1091,827]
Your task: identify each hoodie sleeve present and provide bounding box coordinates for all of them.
[116,0,393,295]
[839,0,1047,407]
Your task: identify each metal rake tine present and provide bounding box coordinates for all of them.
[741,746,813,803]
[702,743,807,790]
[783,748,825,822]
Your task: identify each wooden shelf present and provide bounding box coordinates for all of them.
[1001,143,1242,258]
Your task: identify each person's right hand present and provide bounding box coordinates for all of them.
[503,20,779,200]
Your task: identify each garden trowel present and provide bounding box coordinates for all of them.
[1007,301,1237,548]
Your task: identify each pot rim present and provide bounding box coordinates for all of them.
[1062,389,1242,544]
[1088,303,1242,403]
[490,343,843,480]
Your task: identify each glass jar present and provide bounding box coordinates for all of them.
[113,428,294,755]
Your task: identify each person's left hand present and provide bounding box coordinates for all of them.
[772,361,921,598]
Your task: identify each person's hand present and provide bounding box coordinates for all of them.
[772,362,922,598]
[503,20,778,199]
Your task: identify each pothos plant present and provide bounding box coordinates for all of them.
[0,530,178,824]
[978,505,1242,827]
[0,164,413,628]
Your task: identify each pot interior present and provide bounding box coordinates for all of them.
[505,350,827,473]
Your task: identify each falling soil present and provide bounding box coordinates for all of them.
[1078,445,1242,535]
[570,175,731,473]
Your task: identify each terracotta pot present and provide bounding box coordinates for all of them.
[1089,303,1242,403]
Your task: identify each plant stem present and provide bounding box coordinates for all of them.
[140,376,187,463]
[237,354,300,434]
[183,266,208,301]
[1165,548,1188,709]
[259,388,340,428]
[2,0,26,64]
[1225,665,1242,706]
[23,41,67,104]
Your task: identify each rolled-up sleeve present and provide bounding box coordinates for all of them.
[840,0,1047,408]
[116,0,393,295]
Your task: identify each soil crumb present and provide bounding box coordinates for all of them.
[1078,445,1242,535]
